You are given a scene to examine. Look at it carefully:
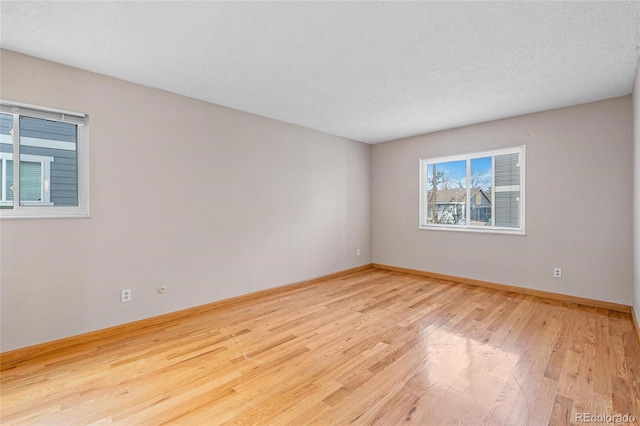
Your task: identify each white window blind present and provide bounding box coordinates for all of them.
[0,103,86,126]
[19,161,42,202]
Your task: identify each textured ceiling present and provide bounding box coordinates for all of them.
[1,1,639,144]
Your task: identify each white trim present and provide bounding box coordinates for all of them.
[0,99,86,125]
[491,155,496,227]
[0,152,55,162]
[0,134,76,151]
[465,158,471,225]
[1,201,54,207]
[419,158,425,225]
[0,156,5,202]
[0,106,89,219]
[419,145,525,234]
[419,223,526,236]
[519,145,526,233]
[420,146,523,165]
[0,153,54,205]
[11,111,19,207]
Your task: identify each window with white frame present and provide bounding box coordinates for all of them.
[419,146,525,234]
[0,102,89,218]
[0,153,54,206]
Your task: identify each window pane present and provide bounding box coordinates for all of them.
[426,159,467,225]
[420,147,523,233]
[6,160,13,201]
[0,113,11,144]
[19,116,78,206]
[470,157,492,227]
[1,114,12,207]
[19,161,42,201]
[494,153,520,228]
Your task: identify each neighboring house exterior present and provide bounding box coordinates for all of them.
[469,188,492,223]
[0,114,78,207]
[429,187,491,225]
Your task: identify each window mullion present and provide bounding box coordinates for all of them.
[466,158,470,228]
[11,113,19,208]
[491,155,495,228]
[40,161,45,203]
[1,158,5,202]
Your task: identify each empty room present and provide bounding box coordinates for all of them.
[1,1,640,425]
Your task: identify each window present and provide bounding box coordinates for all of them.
[0,101,89,218]
[0,153,54,206]
[419,146,525,234]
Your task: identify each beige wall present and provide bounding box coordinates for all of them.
[634,65,640,311]
[372,97,634,304]
[1,48,635,352]
[0,50,372,352]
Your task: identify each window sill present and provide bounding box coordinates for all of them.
[0,213,91,219]
[0,202,56,207]
[419,225,525,236]
[0,206,90,219]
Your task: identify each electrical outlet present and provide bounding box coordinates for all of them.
[553,268,562,278]
[356,249,361,256]
[157,285,167,294]
[121,289,132,302]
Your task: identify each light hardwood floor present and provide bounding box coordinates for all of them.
[1,269,639,425]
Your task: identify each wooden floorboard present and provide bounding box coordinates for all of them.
[1,269,639,425]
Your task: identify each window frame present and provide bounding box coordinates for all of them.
[0,153,55,206]
[419,145,525,235]
[0,100,89,219]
